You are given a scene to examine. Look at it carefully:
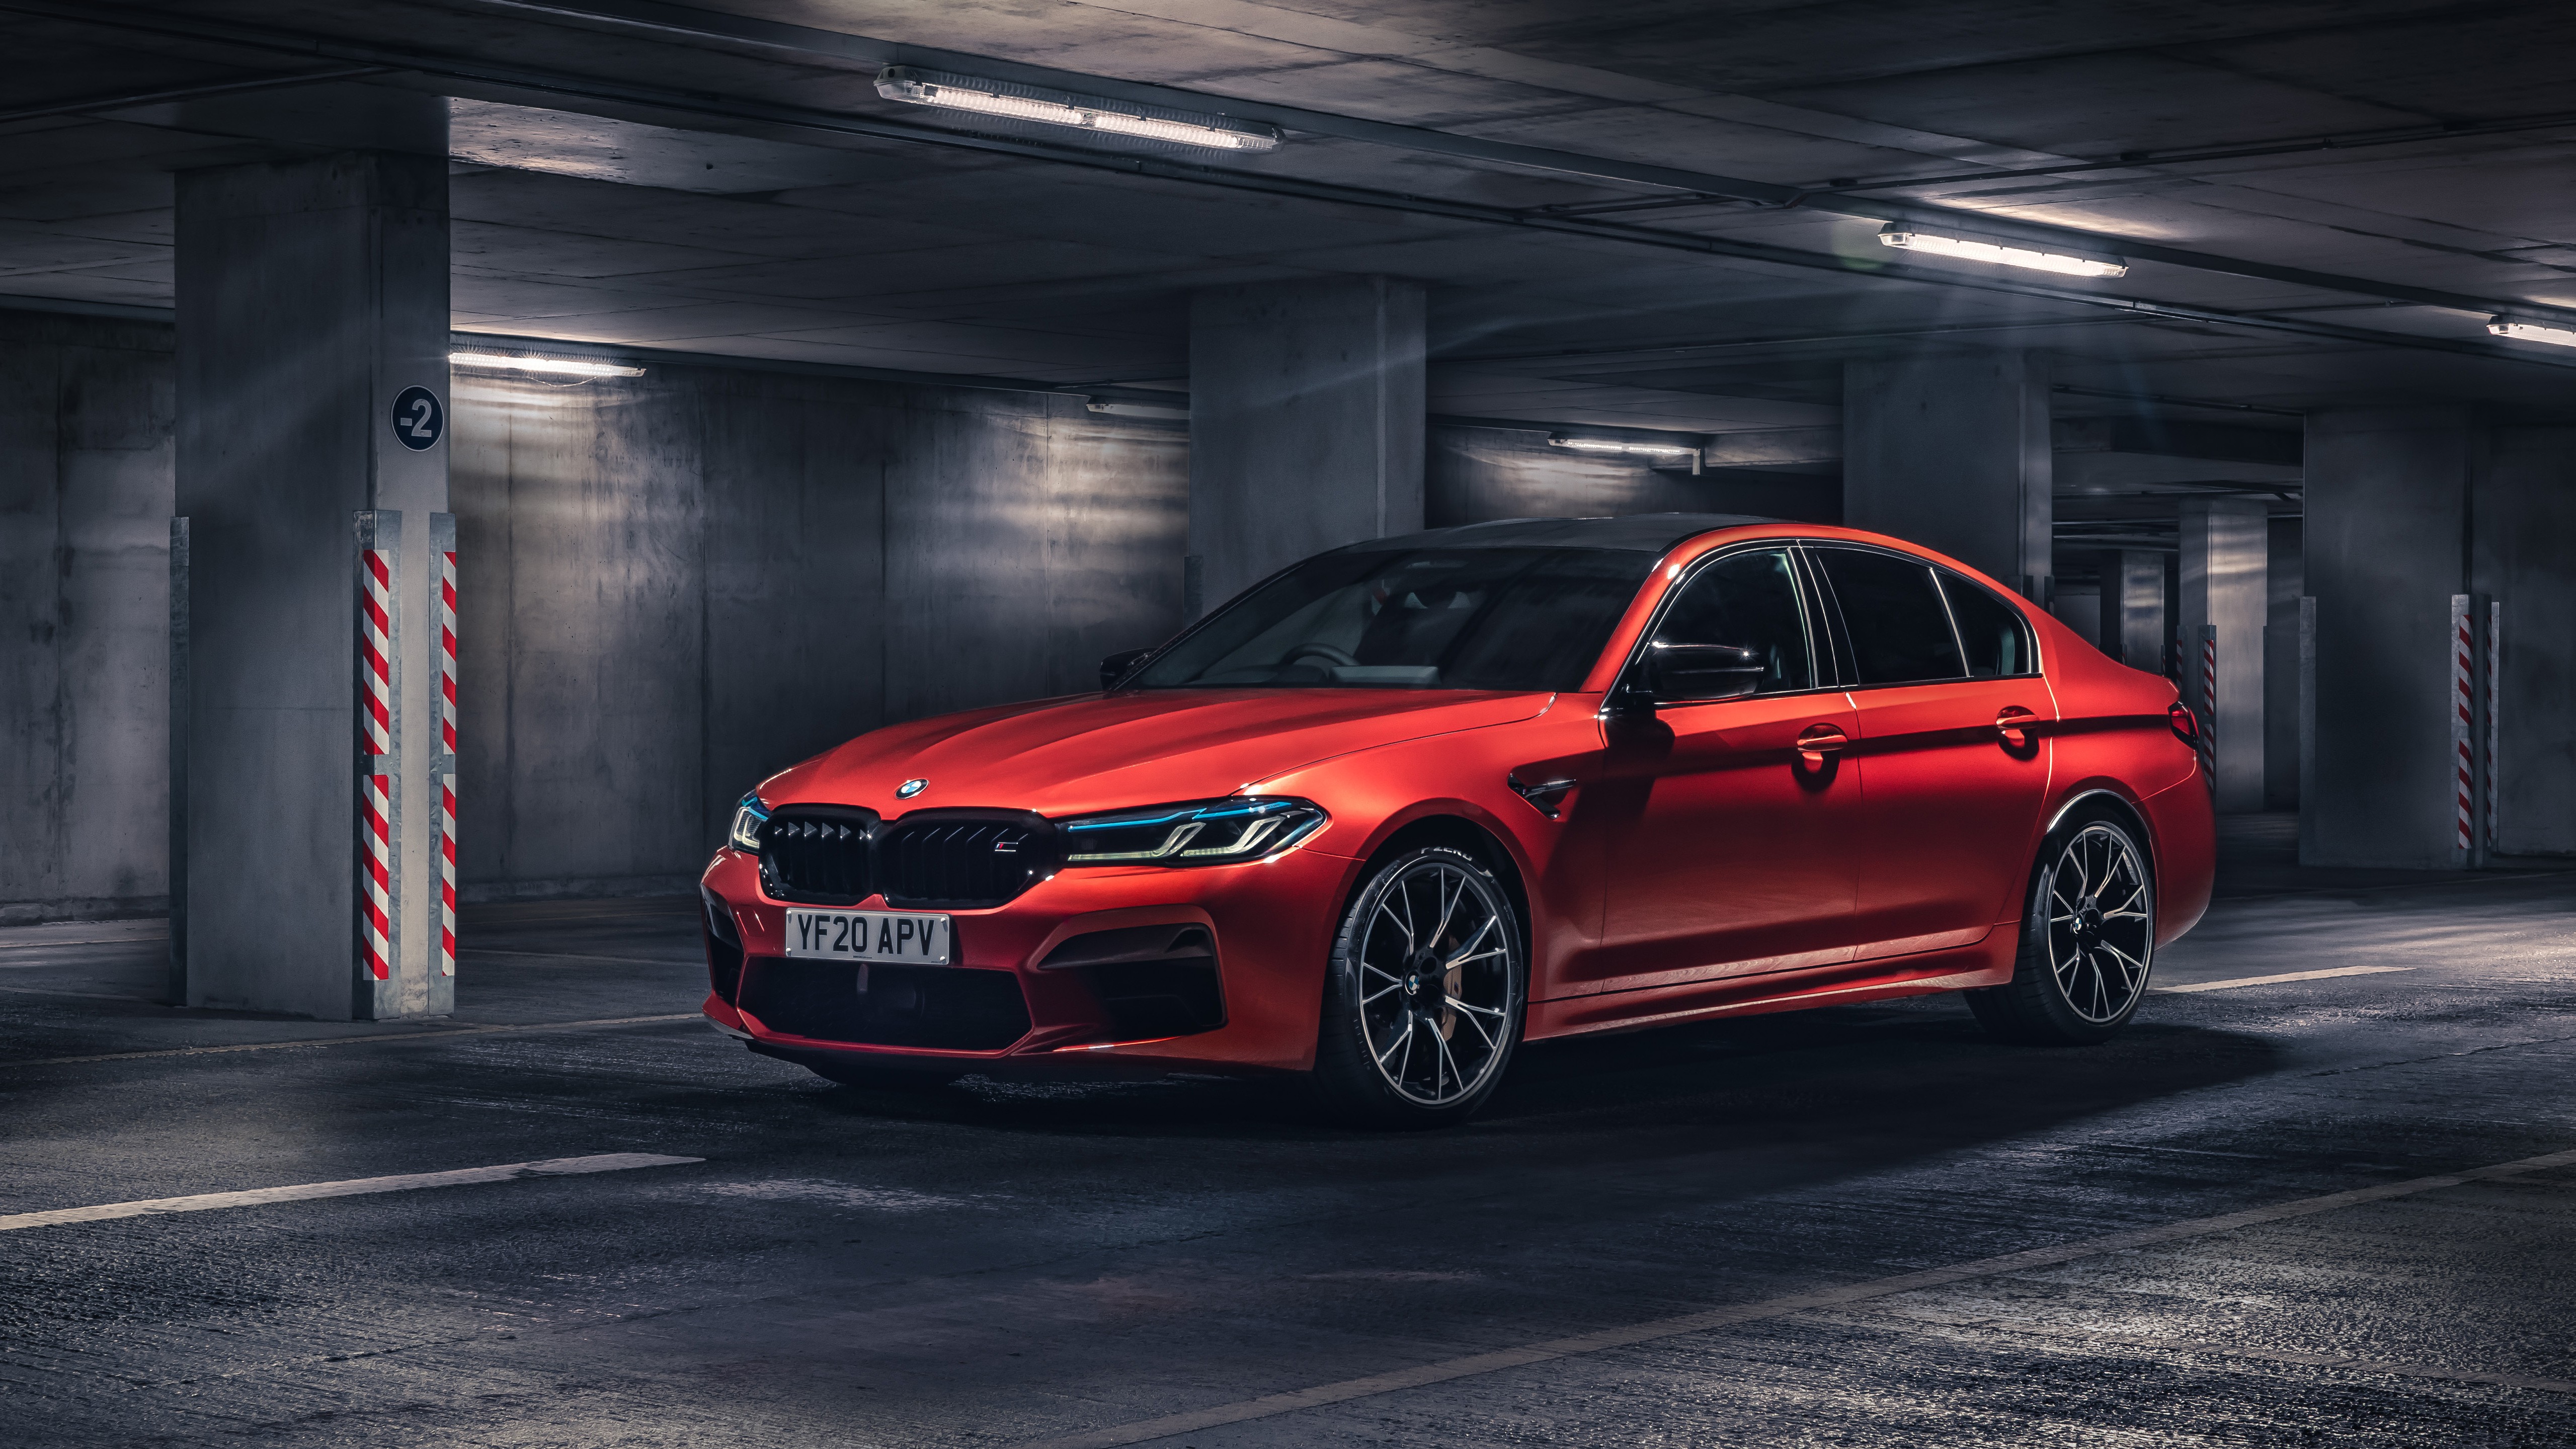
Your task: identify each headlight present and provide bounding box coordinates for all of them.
[1058,796,1326,865]
[727,793,769,852]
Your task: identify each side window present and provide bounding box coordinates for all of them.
[1942,572,2036,678]
[1652,548,1814,694]
[1816,547,1965,686]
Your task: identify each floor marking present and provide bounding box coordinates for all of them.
[2156,965,2416,993]
[0,984,160,1001]
[1017,1145,2576,1449]
[1811,1312,2576,1396]
[0,1013,703,1070]
[0,1152,702,1232]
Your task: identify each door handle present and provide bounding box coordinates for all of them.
[1994,706,2039,749]
[1794,723,1848,765]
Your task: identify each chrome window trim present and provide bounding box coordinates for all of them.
[1609,539,1826,703]
[1802,541,2044,693]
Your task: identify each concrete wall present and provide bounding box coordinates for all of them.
[2477,428,2576,856]
[451,365,1188,900]
[0,307,1188,917]
[1429,424,1839,527]
[0,311,174,924]
[2301,408,2471,869]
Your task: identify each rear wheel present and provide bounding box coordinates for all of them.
[1312,845,1526,1128]
[1968,811,2156,1044]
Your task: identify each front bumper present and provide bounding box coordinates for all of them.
[698,843,1354,1074]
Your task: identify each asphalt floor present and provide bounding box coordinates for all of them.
[4,815,2574,1446]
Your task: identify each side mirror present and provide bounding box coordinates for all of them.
[1643,642,1764,704]
[1099,647,1153,690]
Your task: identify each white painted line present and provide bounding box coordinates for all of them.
[2155,965,2416,994]
[0,1013,704,1070]
[0,1152,702,1232]
[1018,1144,2576,1449]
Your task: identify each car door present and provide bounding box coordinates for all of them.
[1809,545,2055,960]
[1570,544,1865,993]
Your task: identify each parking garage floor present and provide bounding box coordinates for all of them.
[6,820,2576,1446]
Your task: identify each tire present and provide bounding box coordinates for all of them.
[1968,808,2157,1045]
[1311,845,1527,1128]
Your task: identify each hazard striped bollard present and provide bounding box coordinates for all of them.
[435,513,458,980]
[2451,595,2474,859]
[357,512,399,984]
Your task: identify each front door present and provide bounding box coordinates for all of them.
[1810,546,2056,959]
[1572,546,1865,994]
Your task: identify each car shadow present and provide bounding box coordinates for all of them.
[791,996,2282,1189]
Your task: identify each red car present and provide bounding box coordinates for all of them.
[700,515,2213,1126]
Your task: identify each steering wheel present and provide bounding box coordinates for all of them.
[1284,640,1360,668]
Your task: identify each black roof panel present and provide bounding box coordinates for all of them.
[1354,513,1785,555]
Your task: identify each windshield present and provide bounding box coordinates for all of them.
[1130,546,1655,691]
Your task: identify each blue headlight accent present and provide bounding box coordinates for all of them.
[727,792,770,852]
[1055,797,1327,865]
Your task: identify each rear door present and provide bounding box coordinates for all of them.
[1809,546,2055,960]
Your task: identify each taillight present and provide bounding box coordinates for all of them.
[2168,702,2200,745]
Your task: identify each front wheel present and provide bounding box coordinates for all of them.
[1311,846,1526,1128]
[1968,811,2156,1045]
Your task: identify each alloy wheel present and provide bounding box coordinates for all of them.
[1352,858,1517,1107]
[2041,822,2155,1023]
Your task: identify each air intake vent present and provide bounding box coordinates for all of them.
[760,806,877,905]
[738,958,1032,1051]
[877,813,1059,908]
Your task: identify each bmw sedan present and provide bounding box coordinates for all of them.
[700,514,2215,1126]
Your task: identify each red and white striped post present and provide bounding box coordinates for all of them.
[2198,624,2218,791]
[357,512,399,984]
[2450,594,2474,864]
[2485,599,2501,855]
[433,512,458,981]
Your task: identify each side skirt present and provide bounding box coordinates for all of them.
[1525,936,2014,1041]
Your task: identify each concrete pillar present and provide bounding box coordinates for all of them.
[1843,350,2050,596]
[1187,276,1424,613]
[175,149,451,1019]
[2178,498,2269,813]
[2112,550,2166,673]
[2301,408,2473,869]
[2265,518,2304,810]
[2475,428,2576,856]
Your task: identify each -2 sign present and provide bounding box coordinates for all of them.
[392,385,445,451]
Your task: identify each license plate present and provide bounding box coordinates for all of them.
[783,908,953,964]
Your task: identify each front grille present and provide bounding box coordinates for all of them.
[877,814,1058,909]
[761,806,877,904]
[737,957,1032,1051]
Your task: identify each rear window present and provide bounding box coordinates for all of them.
[1942,572,2038,678]
[1815,547,1965,686]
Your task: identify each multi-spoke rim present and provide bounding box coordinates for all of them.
[1353,859,1517,1106]
[2042,823,2154,1024]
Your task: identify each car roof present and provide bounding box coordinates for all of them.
[1355,513,1785,555]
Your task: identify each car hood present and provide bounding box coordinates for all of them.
[762,688,1554,818]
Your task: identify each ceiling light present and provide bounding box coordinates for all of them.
[2487,316,2576,348]
[1877,223,2128,278]
[1549,434,1703,473]
[875,66,1282,153]
[1085,399,1190,420]
[450,352,646,378]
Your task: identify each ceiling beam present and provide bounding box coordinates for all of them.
[12,0,2576,374]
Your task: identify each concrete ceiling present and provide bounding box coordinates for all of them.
[3,0,2572,464]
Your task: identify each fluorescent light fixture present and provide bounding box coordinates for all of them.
[1086,399,1190,420]
[449,352,646,378]
[876,66,1282,153]
[2487,316,2576,348]
[1877,222,2128,278]
[1549,434,1702,473]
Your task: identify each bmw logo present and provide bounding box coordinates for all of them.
[896,778,927,799]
